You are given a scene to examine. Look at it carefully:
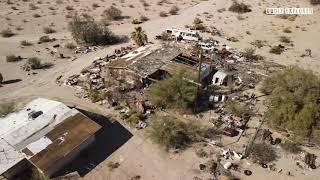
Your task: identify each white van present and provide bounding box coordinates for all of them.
[166,28,201,41]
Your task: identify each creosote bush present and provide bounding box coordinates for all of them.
[249,143,278,163]
[0,102,15,117]
[69,14,120,45]
[6,55,22,62]
[229,0,252,13]
[21,40,33,46]
[88,89,107,103]
[280,141,302,154]
[260,66,320,143]
[43,27,56,34]
[148,115,207,150]
[103,6,122,20]
[269,45,284,54]
[148,70,196,110]
[1,29,15,37]
[25,57,42,69]
[169,5,179,15]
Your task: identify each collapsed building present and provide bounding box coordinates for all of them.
[104,44,212,88]
[0,98,101,179]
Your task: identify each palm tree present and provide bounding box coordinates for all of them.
[131,26,148,47]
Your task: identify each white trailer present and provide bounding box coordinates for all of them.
[166,28,201,41]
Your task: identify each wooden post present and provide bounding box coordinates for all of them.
[194,49,203,113]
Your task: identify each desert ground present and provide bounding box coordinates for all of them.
[0,0,320,180]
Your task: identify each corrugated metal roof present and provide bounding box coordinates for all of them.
[0,98,101,175]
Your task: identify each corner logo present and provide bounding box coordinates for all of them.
[265,8,313,15]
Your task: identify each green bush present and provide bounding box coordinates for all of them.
[225,100,251,116]
[169,5,179,15]
[229,0,252,13]
[280,141,302,154]
[148,70,196,110]
[6,55,22,62]
[127,111,142,125]
[279,36,291,43]
[68,14,118,45]
[103,6,122,20]
[260,66,320,142]
[88,90,107,103]
[21,40,33,46]
[269,45,284,54]
[148,115,207,150]
[64,42,76,49]
[1,29,15,37]
[249,143,278,163]
[0,102,15,117]
[43,27,56,34]
[25,57,42,69]
[107,161,120,171]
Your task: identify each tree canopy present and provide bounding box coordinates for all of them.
[148,70,196,110]
[68,14,116,45]
[148,115,206,150]
[260,66,320,142]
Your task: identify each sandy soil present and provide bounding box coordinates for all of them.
[0,0,320,180]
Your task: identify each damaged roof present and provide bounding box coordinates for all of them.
[0,98,101,175]
[108,45,181,78]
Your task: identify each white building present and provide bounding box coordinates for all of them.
[0,98,101,179]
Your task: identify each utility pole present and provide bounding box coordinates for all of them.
[194,48,203,113]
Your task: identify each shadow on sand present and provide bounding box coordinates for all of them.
[2,79,22,84]
[53,109,133,177]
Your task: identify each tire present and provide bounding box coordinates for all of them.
[244,170,252,176]
[310,164,316,169]
[261,164,268,168]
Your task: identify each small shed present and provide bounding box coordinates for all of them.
[212,70,233,86]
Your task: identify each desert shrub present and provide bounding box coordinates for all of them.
[24,57,42,69]
[130,175,141,180]
[126,111,142,125]
[193,18,205,30]
[107,161,120,171]
[0,72,3,84]
[148,115,207,150]
[249,143,278,163]
[103,6,122,20]
[131,26,148,46]
[39,36,53,43]
[21,40,33,46]
[1,29,15,37]
[277,14,297,21]
[131,19,142,24]
[0,102,15,117]
[280,141,302,154]
[64,42,76,49]
[6,55,22,62]
[159,11,168,17]
[225,100,251,116]
[310,0,320,5]
[269,45,284,54]
[160,32,171,41]
[260,66,320,142]
[43,27,56,34]
[140,15,149,22]
[68,14,119,45]
[148,70,196,110]
[30,168,49,180]
[279,36,291,43]
[283,27,292,33]
[169,5,179,15]
[241,48,256,59]
[229,0,252,13]
[250,40,266,48]
[88,90,107,103]
[65,5,74,10]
